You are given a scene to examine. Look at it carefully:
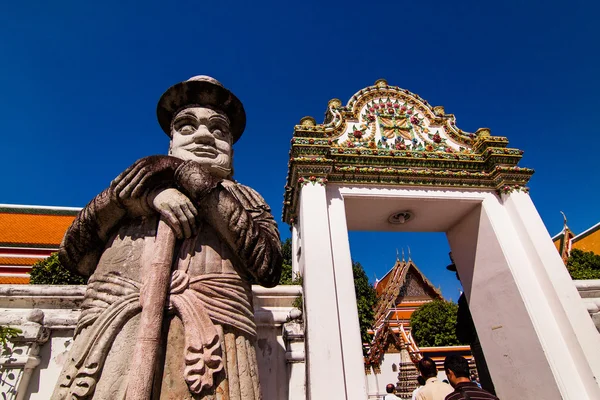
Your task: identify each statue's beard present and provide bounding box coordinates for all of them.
[207,163,232,179]
[169,146,233,179]
[188,155,232,179]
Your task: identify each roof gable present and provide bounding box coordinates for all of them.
[373,259,442,323]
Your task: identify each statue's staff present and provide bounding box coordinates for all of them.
[126,217,177,400]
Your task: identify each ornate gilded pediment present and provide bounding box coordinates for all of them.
[283,79,533,224]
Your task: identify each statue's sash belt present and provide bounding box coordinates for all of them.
[58,271,255,398]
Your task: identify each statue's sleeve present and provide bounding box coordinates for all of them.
[175,162,282,287]
[60,155,183,276]
[59,188,127,277]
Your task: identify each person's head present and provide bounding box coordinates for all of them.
[417,357,438,379]
[444,355,471,388]
[169,106,233,178]
[385,383,395,393]
[157,75,246,179]
[417,375,426,386]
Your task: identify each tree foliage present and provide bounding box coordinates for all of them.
[410,300,464,347]
[0,326,21,350]
[352,261,377,345]
[278,238,300,285]
[566,249,600,280]
[29,253,87,285]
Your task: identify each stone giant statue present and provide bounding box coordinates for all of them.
[52,76,283,399]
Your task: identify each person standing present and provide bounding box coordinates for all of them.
[384,383,402,399]
[447,254,496,395]
[444,355,499,400]
[415,357,453,400]
[411,376,426,400]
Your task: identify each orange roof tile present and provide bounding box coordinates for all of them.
[0,276,30,284]
[0,257,43,266]
[0,212,76,247]
[389,310,414,320]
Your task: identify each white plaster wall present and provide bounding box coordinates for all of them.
[447,203,562,398]
[326,186,368,399]
[365,353,402,398]
[297,184,348,399]
[0,284,303,400]
[575,279,600,331]
[253,285,303,400]
[26,330,74,399]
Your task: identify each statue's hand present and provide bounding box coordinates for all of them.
[111,156,184,201]
[150,188,198,239]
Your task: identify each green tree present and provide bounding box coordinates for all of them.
[410,300,464,347]
[566,249,600,280]
[278,238,297,285]
[353,261,377,345]
[29,253,87,285]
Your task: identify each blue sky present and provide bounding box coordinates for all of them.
[1,1,598,300]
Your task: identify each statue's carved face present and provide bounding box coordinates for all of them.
[169,107,232,178]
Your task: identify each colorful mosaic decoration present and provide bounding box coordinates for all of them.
[282,79,534,223]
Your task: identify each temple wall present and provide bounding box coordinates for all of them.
[575,279,600,332]
[0,284,304,400]
[364,353,402,399]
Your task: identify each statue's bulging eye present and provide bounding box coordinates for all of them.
[179,124,195,134]
[208,122,230,140]
[174,117,198,134]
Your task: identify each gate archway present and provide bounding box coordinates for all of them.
[282,79,600,400]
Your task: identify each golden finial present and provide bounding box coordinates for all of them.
[328,98,342,109]
[475,127,491,138]
[407,246,412,262]
[401,248,406,262]
[374,79,388,88]
[433,106,445,116]
[299,116,316,127]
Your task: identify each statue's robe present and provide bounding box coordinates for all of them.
[51,159,282,400]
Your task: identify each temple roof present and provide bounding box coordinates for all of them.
[553,220,600,259]
[0,204,79,248]
[373,258,443,324]
[0,204,80,283]
[365,257,444,366]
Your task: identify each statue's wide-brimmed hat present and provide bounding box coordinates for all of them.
[157,75,246,143]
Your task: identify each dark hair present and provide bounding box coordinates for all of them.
[386,384,395,393]
[417,376,426,386]
[444,355,470,378]
[417,357,438,379]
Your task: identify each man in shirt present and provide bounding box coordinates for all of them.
[416,357,453,400]
[411,375,426,400]
[444,355,499,400]
[447,253,496,395]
